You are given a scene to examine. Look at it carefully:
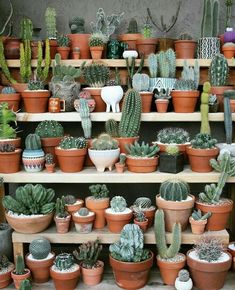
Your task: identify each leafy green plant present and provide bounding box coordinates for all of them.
[126,141,159,158]
[191,133,217,149]
[194,236,223,262]
[142,16,152,38]
[156,127,190,144]
[89,184,109,199]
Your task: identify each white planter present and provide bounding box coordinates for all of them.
[175,277,193,290]
[123,50,138,59]
[88,148,120,172]
[101,86,123,113]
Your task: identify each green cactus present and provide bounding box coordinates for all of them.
[160,179,190,201]
[64,195,77,205]
[165,49,176,78]
[0,254,10,271]
[59,136,87,150]
[110,196,127,212]
[181,60,200,89]
[15,255,26,275]
[20,40,32,83]
[200,82,211,134]
[191,209,212,221]
[20,17,33,41]
[209,54,229,87]
[78,207,89,216]
[191,133,217,149]
[126,141,159,158]
[158,51,170,78]
[54,253,74,271]
[225,0,233,28]
[57,34,70,47]
[35,120,64,138]
[36,39,51,82]
[125,55,144,88]
[89,33,106,47]
[79,98,92,139]
[25,134,42,150]
[91,133,118,150]
[174,79,197,91]
[105,119,119,137]
[224,90,235,144]
[132,73,149,92]
[89,184,109,199]
[157,127,190,144]
[134,197,152,209]
[165,145,179,155]
[19,279,32,290]
[201,0,219,38]
[45,7,57,39]
[154,88,171,100]
[55,196,69,218]
[178,269,190,282]
[119,153,126,165]
[28,79,44,90]
[83,64,109,87]
[69,17,85,34]
[154,209,181,259]
[148,53,158,78]
[127,18,138,33]
[142,17,152,38]
[194,236,223,262]
[29,238,51,260]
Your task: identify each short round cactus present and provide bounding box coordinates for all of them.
[54,253,74,271]
[91,133,118,150]
[64,195,77,205]
[165,145,179,155]
[78,207,89,216]
[1,87,16,94]
[35,120,64,138]
[110,196,127,212]
[29,238,51,260]
[178,269,190,282]
[159,179,190,201]
[134,197,152,209]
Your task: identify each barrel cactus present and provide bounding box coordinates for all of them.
[1,87,16,94]
[64,195,77,205]
[78,207,89,216]
[59,136,87,149]
[110,196,127,212]
[25,134,42,150]
[29,238,51,260]
[83,64,110,87]
[159,179,190,201]
[54,253,74,271]
[178,269,190,282]
[35,120,64,138]
[133,197,152,209]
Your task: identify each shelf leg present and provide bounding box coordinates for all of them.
[229,184,235,239]
[0,178,5,223]
[13,243,24,263]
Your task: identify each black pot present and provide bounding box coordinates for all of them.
[159,152,184,173]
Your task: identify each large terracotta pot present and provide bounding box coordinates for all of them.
[195,198,233,231]
[11,269,31,289]
[26,252,55,283]
[105,209,133,233]
[0,137,21,148]
[156,194,195,232]
[81,260,104,286]
[0,263,14,288]
[55,147,87,173]
[126,156,159,173]
[115,136,139,154]
[49,40,58,59]
[65,199,84,215]
[85,197,110,229]
[140,92,153,112]
[21,90,50,113]
[83,88,104,112]
[157,253,186,286]
[187,249,232,290]
[174,40,197,59]
[0,93,21,112]
[171,90,199,113]
[118,34,143,50]
[54,215,71,234]
[41,136,63,165]
[143,207,156,228]
[57,47,70,60]
[12,83,28,93]
[136,38,158,57]
[3,37,20,59]
[211,86,235,112]
[189,217,207,235]
[72,212,95,233]
[90,46,104,59]
[0,149,22,173]
[109,252,153,289]
[186,146,219,172]
[5,211,53,234]
[68,34,91,59]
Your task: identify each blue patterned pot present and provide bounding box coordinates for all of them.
[22,149,45,172]
[149,78,176,92]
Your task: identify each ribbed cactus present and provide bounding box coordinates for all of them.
[154,209,181,259]
[132,73,149,92]
[20,40,32,83]
[89,33,105,47]
[45,7,57,39]
[91,133,118,150]
[25,134,42,150]
[178,269,190,282]
[79,98,92,139]
[54,253,74,271]
[105,119,119,137]
[157,127,190,144]
[89,184,109,199]
[59,136,87,149]
[200,82,211,134]
[119,153,126,164]
[15,255,25,275]
[83,64,110,87]
[69,17,85,34]
[1,87,16,94]
[36,39,51,82]
[191,133,217,149]
[125,55,144,88]
[19,279,32,290]
[20,17,33,41]
[28,80,44,90]
[126,141,159,158]
[191,209,211,221]
[158,51,170,78]
[119,89,142,138]
[78,207,89,216]
[209,54,229,87]
[127,18,138,33]
[110,196,127,212]
[142,20,152,38]
[29,238,51,260]
[0,39,17,84]
[134,197,152,209]
[57,34,70,47]
[165,49,176,78]
[174,79,197,90]
[35,120,64,138]
[160,179,190,201]
[201,0,219,37]
[64,195,77,205]
[148,53,158,78]
[55,196,68,218]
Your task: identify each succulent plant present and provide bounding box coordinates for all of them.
[45,7,57,39]
[64,195,77,205]
[35,120,64,138]
[105,119,119,137]
[89,33,106,47]
[15,255,26,275]
[25,133,42,150]
[91,133,118,150]
[191,209,212,221]
[19,279,32,290]
[125,54,144,87]
[181,60,200,89]
[0,102,18,139]
[55,196,69,218]
[165,145,179,155]
[20,17,33,41]
[147,53,158,78]
[159,178,190,201]
[209,94,217,106]
[191,133,217,149]
[59,136,87,150]
[132,73,149,92]
[69,17,85,34]
[0,143,15,152]
[127,18,138,33]
[142,16,152,39]
[173,79,197,91]
[119,153,126,165]
[57,34,70,47]
[110,196,127,212]
[79,98,92,139]
[178,269,190,282]
[126,141,159,158]
[1,87,16,94]
[28,79,44,91]
[54,253,74,271]
[45,153,54,165]
[133,197,152,209]
[209,54,229,87]
[89,184,109,199]
[83,64,110,87]
[156,127,190,144]
[154,88,171,100]
[29,238,51,260]
[200,82,211,135]
[134,209,146,222]
[0,254,10,271]
[201,0,219,38]
[78,207,89,216]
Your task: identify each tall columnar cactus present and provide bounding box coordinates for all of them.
[59,136,87,149]
[20,39,32,83]
[83,64,110,87]
[132,73,149,92]
[15,255,25,275]
[159,179,190,201]
[209,54,229,87]
[25,134,42,150]
[45,7,57,39]
[36,39,51,82]
[0,102,17,139]
[154,209,181,259]
[54,253,74,271]
[110,196,127,212]
[201,0,219,38]
[0,254,10,271]
[158,51,170,78]
[29,238,51,260]
[79,98,92,139]
[105,119,119,137]
[200,82,211,134]
[118,89,142,138]
[127,18,138,33]
[224,90,235,144]
[35,120,64,138]
[125,55,144,88]
[165,49,176,78]
[148,53,158,78]
[20,17,33,41]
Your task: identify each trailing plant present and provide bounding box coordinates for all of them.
[159,178,190,201]
[209,54,229,87]
[126,141,159,158]
[91,133,118,150]
[83,63,110,87]
[191,209,212,221]
[78,207,89,216]
[59,136,87,149]
[45,7,57,39]
[200,0,219,38]
[181,60,200,89]
[89,32,106,47]
[156,127,190,144]
[64,195,77,205]
[178,269,190,282]
[0,143,15,152]
[110,196,127,212]
[165,145,180,155]
[0,254,10,271]
[127,18,138,33]
[20,17,33,41]
[200,82,211,135]
[57,34,70,47]
[190,133,217,149]
[35,120,64,138]
[173,79,197,91]
[29,237,51,260]
[55,196,69,218]
[69,17,85,34]
[0,102,17,139]
[14,255,26,275]
[19,279,32,290]
[89,184,109,199]
[54,253,74,271]
[154,88,171,100]
[132,73,149,92]
[79,98,92,139]
[25,133,42,150]
[28,79,44,90]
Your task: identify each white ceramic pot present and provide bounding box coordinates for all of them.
[123,50,138,59]
[101,86,123,113]
[175,277,193,290]
[88,148,120,172]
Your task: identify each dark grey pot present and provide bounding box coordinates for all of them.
[0,223,13,261]
[159,152,184,174]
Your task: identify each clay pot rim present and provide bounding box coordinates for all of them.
[186,146,219,156]
[156,253,186,268]
[11,268,30,277]
[134,218,148,224]
[136,38,158,45]
[55,147,87,156]
[189,216,207,225]
[21,91,50,98]
[25,252,55,265]
[222,46,235,50]
[81,260,104,274]
[105,209,133,221]
[5,211,53,219]
[0,148,22,155]
[156,194,195,210]
[54,214,71,221]
[119,33,143,41]
[211,86,234,94]
[171,90,199,97]
[83,87,102,93]
[109,251,154,267]
[195,198,233,212]
[72,212,95,223]
[155,99,169,103]
[90,46,104,51]
[50,264,80,280]
[88,148,120,153]
[41,136,63,146]
[126,155,159,160]
[174,40,197,44]
[139,91,153,95]
[0,93,21,99]
[57,47,70,50]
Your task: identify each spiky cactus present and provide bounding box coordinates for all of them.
[191,209,212,221]
[54,253,74,271]
[89,33,105,47]
[191,133,217,149]
[79,98,92,139]
[148,53,158,78]
[158,51,170,78]
[69,17,85,34]
[0,254,10,271]
[45,7,57,39]
[165,145,179,155]
[15,255,25,275]
[0,39,17,84]
[132,73,149,92]
[209,54,229,87]
[64,195,77,205]
[59,136,87,149]
[105,119,119,137]
[165,49,176,78]
[127,18,138,33]
[89,184,109,199]
[78,207,89,216]
[19,279,32,290]
[200,82,211,134]
[25,134,42,150]
[174,79,197,90]
[125,55,144,88]
[126,141,159,158]
[35,120,64,138]
[1,87,16,94]
[91,133,118,150]
[194,236,223,262]
[154,88,171,100]
[134,197,152,209]
[20,17,33,41]
[29,238,51,260]
[36,39,51,82]
[20,40,32,83]
[83,64,110,87]
[181,60,200,89]
[55,196,69,218]
[57,34,70,47]
[110,196,127,212]
[28,79,44,90]
[160,179,190,201]
[178,269,190,282]
[157,127,190,144]
[201,0,219,38]
[119,153,126,165]
[142,18,152,38]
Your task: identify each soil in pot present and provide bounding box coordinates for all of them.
[0,263,14,288]
[54,215,71,234]
[105,208,133,233]
[136,38,158,56]
[81,260,104,286]
[72,211,95,233]
[140,92,153,112]
[85,197,109,229]
[159,152,184,174]
[21,90,50,113]
[0,93,21,112]
[171,90,199,113]
[0,149,22,173]
[83,88,105,112]
[189,217,207,235]
[11,268,31,289]
[115,136,139,154]
[174,40,196,59]
[126,156,159,173]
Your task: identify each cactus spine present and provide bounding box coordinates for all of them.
[105,119,119,137]
[209,54,229,87]
[20,40,32,83]
[201,0,219,38]
[200,82,211,134]
[159,179,190,201]
[79,98,92,139]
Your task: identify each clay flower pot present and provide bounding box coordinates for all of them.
[88,148,120,172]
[186,146,219,173]
[195,198,233,231]
[57,47,70,60]
[155,99,169,113]
[0,149,22,173]
[0,92,21,112]
[55,147,87,173]
[41,137,63,165]
[21,90,50,113]
[140,92,153,112]
[12,83,28,93]
[25,252,55,283]
[3,37,20,59]
[136,38,158,56]
[115,162,125,173]
[109,251,153,289]
[0,137,21,149]
[54,215,71,234]
[115,136,139,154]
[83,87,105,112]
[105,208,133,233]
[65,199,84,215]
[71,51,80,59]
[171,90,199,113]
[118,34,142,50]
[68,34,91,59]
[157,253,186,286]
[142,207,156,228]
[134,218,148,232]
[81,260,104,286]
[210,86,235,112]
[11,268,31,289]
[85,197,110,229]
[90,46,104,59]
[174,40,197,59]
[189,217,207,235]
[126,156,159,173]
[156,194,195,232]
[222,45,235,59]
[0,263,14,288]
[187,249,232,290]
[45,163,55,173]
[156,142,190,155]
[72,211,95,233]
[49,40,58,59]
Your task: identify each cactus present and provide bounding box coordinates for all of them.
[78,207,89,216]
[174,79,197,91]
[36,39,51,82]
[225,0,233,28]
[83,64,109,87]
[0,143,15,152]
[28,79,44,90]
[45,7,57,39]
[125,55,144,88]
[119,153,126,165]
[79,98,92,139]
[15,255,25,275]
[160,179,190,201]
[127,18,138,33]
[73,238,102,268]
[64,195,77,205]
[20,40,32,83]
[0,254,10,271]
[89,184,109,199]
[29,238,51,260]
[191,133,217,149]
[209,54,229,87]
[179,33,193,40]
[194,236,223,262]
[57,34,70,47]
[209,94,217,106]
[148,53,158,78]
[35,120,64,138]
[19,279,32,290]
[59,136,87,150]
[25,134,42,150]
[200,82,211,134]
[201,0,219,38]
[191,209,212,221]
[91,133,118,150]
[132,73,149,92]
[89,33,106,47]
[157,127,190,144]
[154,209,181,259]
[126,141,159,158]
[105,119,119,137]
[109,224,151,262]
[154,88,171,100]
[134,197,152,209]
[178,269,190,282]
[223,90,235,144]
[134,208,146,222]
[181,60,200,89]
[69,17,85,34]
[165,49,176,78]
[110,196,127,212]
[20,17,33,41]
[1,87,16,94]
[165,145,179,155]
[55,196,68,218]
[119,89,142,138]
[142,16,152,38]
[54,253,74,271]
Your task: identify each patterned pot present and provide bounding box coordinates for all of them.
[197,37,220,59]
[22,149,45,172]
[149,78,176,93]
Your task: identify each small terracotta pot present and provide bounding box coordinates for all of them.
[140,92,153,112]
[81,260,104,286]
[157,253,186,286]
[105,209,133,233]
[21,90,50,113]
[31,40,44,59]
[0,93,21,112]
[54,215,71,234]
[26,252,55,283]
[156,194,195,232]
[118,34,143,50]
[186,146,219,172]
[189,217,207,235]
[90,46,104,59]
[85,197,109,229]
[50,265,80,290]
[12,83,28,93]
[222,46,235,59]
[65,199,84,215]
[0,137,21,149]
[71,51,80,59]
[68,34,91,59]
[211,86,235,112]
[57,47,70,60]
[136,38,158,57]
[115,162,125,173]
[115,136,139,154]
[171,90,199,113]
[0,149,22,173]
[84,139,94,167]
[134,218,148,232]
[83,88,105,112]
[143,207,156,228]
[174,40,196,59]
[0,264,14,288]
[227,242,235,258]
[155,99,169,113]
[45,163,55,173]
[49,40,58,59]
[41,136,63,165]
[11,269,31,289]
[72,212,95,233]
[195,198,233,231]
[126,156,159,173]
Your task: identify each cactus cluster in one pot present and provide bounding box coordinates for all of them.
[64,194,84,215]
[189,209,211,235]
[72,207,95,233]
[132,197,156,228]
[11,255,31,289]
[0,142,22,173]
[54,196,71,234]
[0,254,14,289]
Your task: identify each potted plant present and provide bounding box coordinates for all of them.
[189,209,211,235]
[186,133,219,172]
[105,196,133,233]
[2,183,55,233]
[88,133,120,172]
[0,87,20,112]
[72,207,95,233]
[22,133,45,172]
[175,269,193,290]
[174,33,196,59]
[187,236,232,290]
[0,254,14,289]
[195,150,235,231]
[227,241,235,270]
[125,141,159,173]
[132,197,156,228]
[85,184,110,229]
[11,255,31,289]
[19,279,32,290]
[73,239,104,286]
[222,42,235,59]
[155,209,186,286]
[156,178,195,232]
[25,238,55,283]
[154,88,171,113]
[54,196,71,234]
[45,7,58,59]
[209,94,219,113]
[71,47,80,59]
[45,153,55,173]
[64,195,84,215]
[115,153,126,173]
[0,143,22,173]
[133,209,148,232]
[118,18,142,50]
[55,136,87,173]
[89,32,106,59]
[159,145,184,174]
[57,34,70,60]
[109,224,153,289]
[50,253,80,290]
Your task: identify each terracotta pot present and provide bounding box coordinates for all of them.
[83,88,105,112]
[0,264,14,288]
[186,146,219,172]
[41,136,63,165]
[118,34,143,50]
[68,34,91,59]
[65,199,84,215]
[90,46,104,59]
[12,83,28,93]
[109,252,153,289]
[49,40,58,59]
[156,194,195,232]
[45,163,55,173]
[187,249,232,290]
[222,46,235,59]
[171,90,199,113]
[115,136,139,154]
[0,137,21,148]
[50,264,80,290]
[157,253,186,286]
[71,51,80,59]
[81,260,104,286]
[11,269,31,289]
[0,149,22,173]
[0,93,21,112]
[105,209,133,233]
[72,212,95,233]
[143,207,156,228]
[155,99,169,113]
[21,90,50,113]
[136,38,158,57]
[5,211,53,234]
[54,215,71,234]
[84,139,94,167]
[195,198,233,231]
[85,197,109,229]
[115,162,125,173]
[140,92,153,112]
[174,40,197,59]
[230,99,235,112]
[210,86,235,112]
[157,38,175,51]
[3,37,20,59]
[55,147,87,173]
[31,41,44,59]
[57,47,70,60]
[134,218,148,232]
[228,242,235,259]
[26,252,55,283]
[126,156,159,173]
[189,217,207,235]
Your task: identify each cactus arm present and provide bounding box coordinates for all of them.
[0,38,16,84]
[154,210,168,258]
[166,223,181,258]
[202,0,212,37]
[36,41,43,79]
[42,39,51,81]
[224,91,234,144]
